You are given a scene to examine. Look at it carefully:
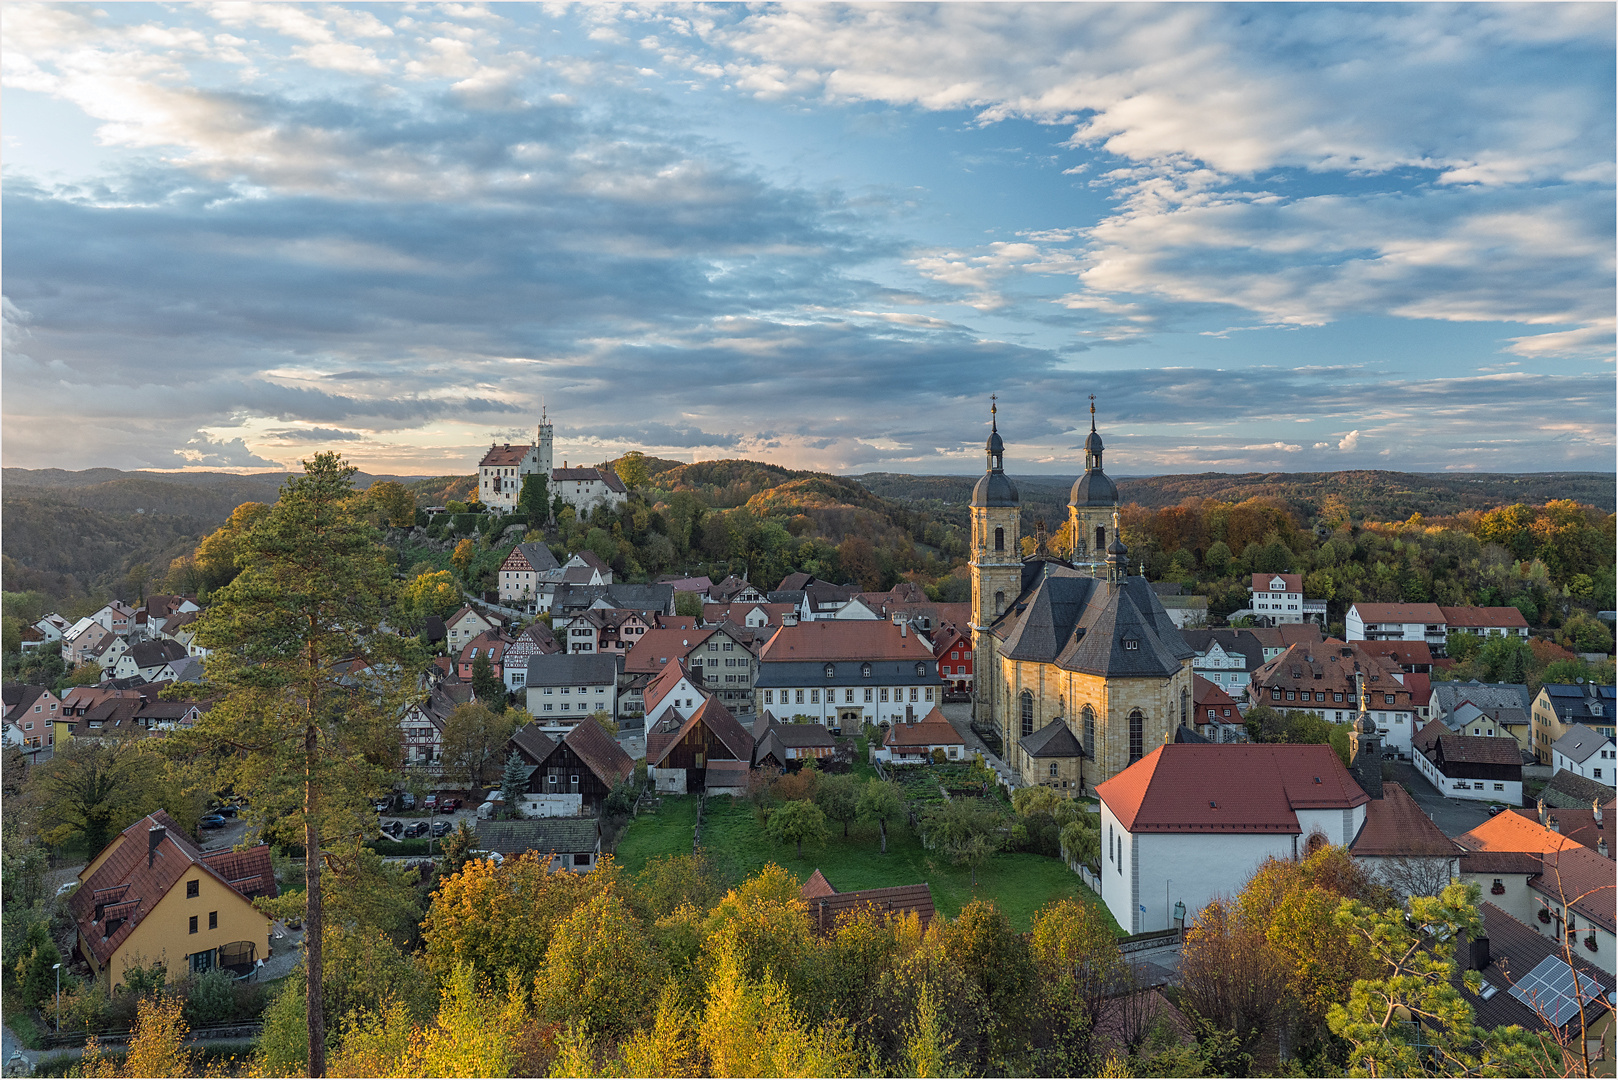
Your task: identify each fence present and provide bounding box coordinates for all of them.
[42,1020,264,1050]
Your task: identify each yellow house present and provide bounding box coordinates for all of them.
[69,811,277,989]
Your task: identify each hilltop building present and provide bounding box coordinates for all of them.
[969,399,1194,793]
[476,408,627,518]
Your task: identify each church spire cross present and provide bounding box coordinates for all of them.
[990,394,998,430]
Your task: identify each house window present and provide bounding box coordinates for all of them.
[764,691,773,705]
[1020,691,1034,738]
[1494,783,1505,790]
[811,689,820,704]
[208,911,217,930]
[864,688,873,703]
[861,663,872,678]
[925,688,934,701]
[1128,710,1144,764]
[825,664,835,678]
[881,688,890,702]
[1050,763,1059,778]
[189,916,199,934]
[187,880,200,898]
[846,689,855,703]
[795,690,804,704]
[910,688,919,702]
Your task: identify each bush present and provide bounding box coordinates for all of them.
[183,967,236,1026]
[451,513,484,535]
[370,838,430,857]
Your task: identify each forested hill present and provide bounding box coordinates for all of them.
[856,470,1617,518]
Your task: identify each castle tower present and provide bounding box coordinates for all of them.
[970,398,1021,724]
[536,404,554,476]
[1068,396,1120,574]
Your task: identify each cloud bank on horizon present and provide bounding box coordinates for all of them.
[2,2,1612,476]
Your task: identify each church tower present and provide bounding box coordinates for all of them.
[1068,397,1120,575]
[970,399,1022,724]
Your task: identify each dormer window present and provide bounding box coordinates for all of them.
[825,664,835,678]
[862,663,872,679]
[1123,638,1140,651]
[916,662,927,677]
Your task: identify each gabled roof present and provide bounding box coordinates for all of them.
[1097,744,1368,835]
[1350,783,1458,858]
[1456,811,1584,857]
[1430,680,1533,719]
[1462,904,1613,1035]
[1543,768,1617,808]
[509,722,557,766]
[1500,806,1614,861]
[69,812,275,966]
[995,572,1193,679]
[1551,723,1613,765]
[1359,640,1435,669]
[1179,629,1266,671]
[801,874,935,934]
[523,652,619,686]
[2,685,52,722]
[1413,718,1524,769]
[752,712,836,750]
[643,657,698,716]
[1251,573,1303,593]
[801,868,836,899]
[1529,844,1616,932]
[552,466,628,493]
[1020,719,1085,758]
[1349,602,1445,623]
[479,442,534,467]
[703,602,796,627]
[1192,675,1240,714]
[507,542,559,573]
[625,626,716,674]
[122,639,190,670]
[883,707,965,749]
[1440,605,1530,629]
[562,718,634,787]
[647,695,753,767]
[475,818,599,855]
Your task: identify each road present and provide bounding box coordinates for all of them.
[1384,759,1493,838]
[939,702,1020,790]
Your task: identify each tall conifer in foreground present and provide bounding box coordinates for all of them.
[179,453,413,1077]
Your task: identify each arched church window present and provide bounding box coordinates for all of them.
[1180,689,1188,728]
[994,527,1005,551]
[1082,706,1096,759]
[1128,709,1144,764]
[1020,691,1034,738]
[994,591,1005,614]
[1095,525,1105,552]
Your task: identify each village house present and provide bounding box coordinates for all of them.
[755,620,945,734]
[549,583,675,621]
[933,626,973,695]
[3,684,61,757]
[1249,642,1416,753]
[878,706,967,764]
[503,622,562,691]
[1241,573,1326,625]
[1553,724,1617,785]
[445,605,503,654]
[1179,629,1265,697]
[1411,718,1525,804]
[1191,675,1247,743]
[63,618,112,667]
[1346,782,1459,901]
[497,541,560,606]
[751,712,837,769]
[640,657,707,728]
[1095,743,1369,934]
[475,819,603,872]
[1533,682,1617,764]
[1430,680,1534,752]
[646,696,755,796]
[801,870,935,935]
[504,718,633,817]
[702,601,797,629]
[708,575,766,605]
[70,812,277,989]
[455,630,516,685]
[523,653,619,730]
[112,639,190,683]
[1345,602,1530,655]
[553,607,650,655]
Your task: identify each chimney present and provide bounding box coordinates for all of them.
[1548,814,1560,833]
[1468,935,1491,972]
[899,622,907,637]
[147,823,166,867]
[1538,798,1548,826]
[1595,800,1604,825]
[1600,837,1609,858]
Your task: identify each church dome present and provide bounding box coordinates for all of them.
[1355,710,1378,735]
[971,471,1019,508]
[1107,531,1127,556]
[986,426,1005,456]
[1084,428,1104,455]
[1070,470,1118,507]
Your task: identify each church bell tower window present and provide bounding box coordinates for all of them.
[994,527,1004,551]
[1020,691,1034,738]
[1128,709,1144,764]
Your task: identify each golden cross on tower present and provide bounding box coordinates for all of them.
[1089,393,1096,431]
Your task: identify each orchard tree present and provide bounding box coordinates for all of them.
[857,778,903,854]
[177,453,415,1077]
[366,481,417,528]
[765,798,829,859]
[814,772,861,837]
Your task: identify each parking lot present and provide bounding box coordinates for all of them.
[1384,759,1496,838]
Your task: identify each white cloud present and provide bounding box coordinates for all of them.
[1338,430,1361,452]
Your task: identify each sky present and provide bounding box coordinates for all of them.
[3,2,1614,478]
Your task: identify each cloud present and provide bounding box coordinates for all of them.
[1338,430,1361,452]
[174,431,281,468]
[264,426,366,442]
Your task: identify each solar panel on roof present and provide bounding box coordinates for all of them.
[1507,955,1601,1027]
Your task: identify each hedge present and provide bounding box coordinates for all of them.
[369,838,431,856]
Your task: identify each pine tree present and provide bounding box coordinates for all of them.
[177,453,415,1077]
[500,751,527,818]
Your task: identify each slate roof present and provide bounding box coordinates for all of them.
[1460,904,1613,1035]
[1413,718,1524,771]
[1440,605,1530,630]
[1097,744,1368,835]
[475,818,600,856]
[511,542,559,573]
[69,812,275,967]
[1179,629,1266,672]
[524,652,619,687]
[1020,719,1085,758]
[1552,723,1613,766]
[551,583,674,616]
[753,712,836,749]
[1543,768,1617,809]
[1430,680,1533,721]
[562,718,634,787]
[994,571,1194,679]
[1350,783,1458,858]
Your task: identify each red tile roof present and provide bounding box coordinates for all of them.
[1350,784,1458,858]
[1360,640,1435,669]
[624,627,715,674]
[1097,743,1368,835]
[801,869,836,899]
[1530,844,1615,932]
[1351,602,1446,623]
[1403,672,1432,707]
[1440,606,1529,629]
[1192,675,1240,714]
[563,718,634,788]
[883,707,965,749]
[1250,573,1303,593]
[1456,811,1584,856]
[761,620,933,662]
[800,875,936,935]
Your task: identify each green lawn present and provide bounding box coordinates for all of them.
[612,795,700,873]
[699,796,1120,934]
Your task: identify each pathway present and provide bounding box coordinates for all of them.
[938,703,1019,791]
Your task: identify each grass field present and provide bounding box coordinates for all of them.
[612,794,700,873]
[699,795,1120,934]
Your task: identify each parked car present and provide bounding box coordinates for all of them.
[374,798,393,813]
[404,821,429,839]
[430,821,452,838]
[381,820,404,838]
[199,814,228,829]
[438,798,460,814]
[399,793,417,811]
[424,794,439,811]
[55,881,79,898]
[1487,803,1508,816]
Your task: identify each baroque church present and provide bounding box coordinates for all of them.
[970,400,1195,795]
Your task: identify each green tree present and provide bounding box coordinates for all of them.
[470,654,505,704]
[1029,897,1125,1063]
[764,798,829,859]
[813,772,861,838]
[924,797,1004,886]
[367,481,417,528]
[499,751,527,816]
[535,891,663,1037]
[192,501,272,590]
[518,473,550,521]
[178,452,413,1078]
[441,702,519,790]
[26,737,156,856]
[1327,881,1547,1077]
[857,778,903,854]
[674,593,703,619]
[399,570,460,631]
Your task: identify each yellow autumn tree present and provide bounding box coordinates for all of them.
[698,946,859,1078]
[534,891,664,1037]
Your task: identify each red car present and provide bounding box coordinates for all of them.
[438,798,461,814]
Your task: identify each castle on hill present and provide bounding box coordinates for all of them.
[478,409,627,517]
[969,398,1196,794]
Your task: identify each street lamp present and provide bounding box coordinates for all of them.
[52,962,61,1031]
